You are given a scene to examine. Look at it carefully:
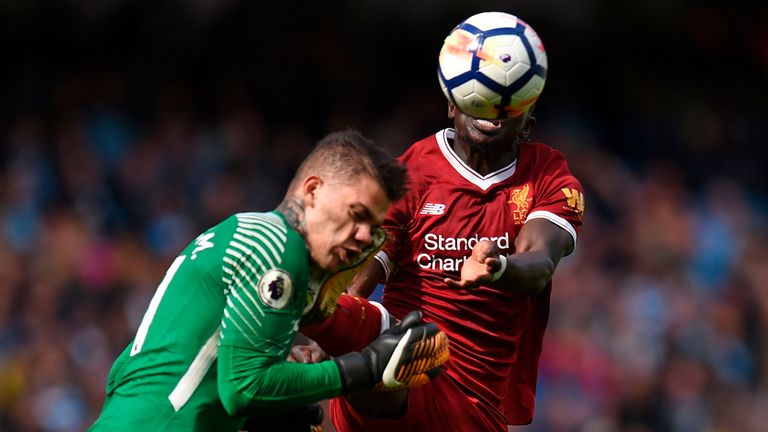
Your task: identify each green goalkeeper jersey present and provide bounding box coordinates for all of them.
[89,212,343,432]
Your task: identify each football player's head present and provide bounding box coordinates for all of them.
[286,130,407,271]
[448,102,536,149]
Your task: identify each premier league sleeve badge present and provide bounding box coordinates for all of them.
[257,269,294,309]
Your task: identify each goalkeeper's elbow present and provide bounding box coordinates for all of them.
[218,380,275,417]
[219,385,252,417]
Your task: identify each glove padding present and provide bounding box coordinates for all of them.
[334,311,450,393]
[301,228,386,325]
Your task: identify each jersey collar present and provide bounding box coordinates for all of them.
[436,129,517,191]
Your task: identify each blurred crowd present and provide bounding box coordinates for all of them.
[522,134,768,432]
[1,1,767,431]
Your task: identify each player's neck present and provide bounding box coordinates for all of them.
[451,136,519,176]
[276,197,307,237]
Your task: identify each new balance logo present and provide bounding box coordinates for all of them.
[420,203,446,215]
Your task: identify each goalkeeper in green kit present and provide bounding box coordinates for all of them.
[89,130,449,431]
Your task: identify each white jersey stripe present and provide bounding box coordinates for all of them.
[224,254,265,301]
[222,265,234,286]
[526,210,578,253]
[233,233,281,268]
[238,215,286,231]
[230,284,263,325]
[222,255,242,271]
[226,297,261,340]
[168,328,220,412]
[229,238,274,272]
[130,255,186,356]
[238,220,287,243]
[223,309,257,346]
[237,213,286,233]
[224,254,264,279]
[236,226,285,254]
[224,253,267,319]
[230,273,265,317]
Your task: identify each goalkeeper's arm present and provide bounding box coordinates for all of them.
[218,311,448,416]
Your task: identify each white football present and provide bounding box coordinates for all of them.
[438,12,548,120]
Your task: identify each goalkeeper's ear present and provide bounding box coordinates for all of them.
[300,176,323,208]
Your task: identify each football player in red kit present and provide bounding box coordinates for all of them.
[327,77,585,432]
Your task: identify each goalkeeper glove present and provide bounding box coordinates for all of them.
[333,311,449,393]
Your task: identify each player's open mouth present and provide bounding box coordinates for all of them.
[337,248,351,265]
[472,118,503,132]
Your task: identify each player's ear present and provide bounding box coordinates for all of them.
[518,106,536,139]
[302,176,323,208]
[522,115,536,139]
[447,103,456,119]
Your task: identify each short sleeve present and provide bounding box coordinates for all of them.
[219,213,307,355]
[527,148,585,251]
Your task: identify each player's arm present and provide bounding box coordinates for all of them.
[345,255,387,298]
[447,150,583,293]
[217,262,446,416]
[216,259,344,416]
[217,343,341,416]
[218,312,449,417]
[498,218,573,293]
[300,293,390,356]
[445,218,573,293]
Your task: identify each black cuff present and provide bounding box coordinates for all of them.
[333,352,373,394]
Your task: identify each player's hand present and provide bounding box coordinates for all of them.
[333,311,450,393]
[288,340,329,363]
[444,240,502,288]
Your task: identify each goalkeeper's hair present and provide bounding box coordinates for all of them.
[288,129,409,202]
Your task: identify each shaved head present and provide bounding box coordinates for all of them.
[288,129,408,202]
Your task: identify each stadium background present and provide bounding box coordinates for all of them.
[1,0,767,430]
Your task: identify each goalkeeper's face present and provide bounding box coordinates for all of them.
[302,174,389,272]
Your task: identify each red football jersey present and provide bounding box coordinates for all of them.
[380,129,584,425]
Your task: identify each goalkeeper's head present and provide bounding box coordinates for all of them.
[283,129,408,272]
